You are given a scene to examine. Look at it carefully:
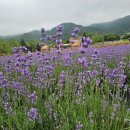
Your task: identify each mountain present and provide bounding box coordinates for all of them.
[0,15,130,42]
[47,22,86,41]
[86,15,130,34]
[0,30,41,42]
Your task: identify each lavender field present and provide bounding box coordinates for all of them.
[0,26,130,130]
[0,45,130,130]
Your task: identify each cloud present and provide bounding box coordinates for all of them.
[0,0,130,35]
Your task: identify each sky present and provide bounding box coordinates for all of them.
[0,0,130,36]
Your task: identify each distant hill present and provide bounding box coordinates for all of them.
[87,15,130,34]
[47,22,86,41]
[0,15,130,42]
[0,30,41,42]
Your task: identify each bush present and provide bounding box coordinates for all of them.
[104,34,120,41]
[92,33,104,43]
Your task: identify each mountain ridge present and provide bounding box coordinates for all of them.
[1,15,130,42]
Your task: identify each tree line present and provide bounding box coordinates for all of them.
[0,32,130,55]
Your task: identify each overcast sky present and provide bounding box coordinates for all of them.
[0,0,130,36]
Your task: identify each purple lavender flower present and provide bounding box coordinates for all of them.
[63,54,71,65]
[88,111,93,118]
[71,27,80,37]
[81,37,92,48]
[13,81,20,90]
[28,107,39,121]
[4,102,12,114]
[74,27,80,34]
[55,48,62,54]
[48,102,54,119]
[56,32,63,37]
[112,68,118,77]
[21,46,27,52]
[28,91,38,104]
[88,111,94,125]
[0,75,9,88]
[79,47,86,54]
[47,35,52,41]
[41,28,45,34]
[77,85,82,96]
[70,40,75,44]
[78,57,86,64]
[52,34,57,42]
[58,71,65,85]
[56,24,64,32]
[0,71,3,78]
[82,42,88,48]
[56,39,62,44]
[71,33,78,37]
[94,49,98,55]
[40,28,46,42]
[91,70,98,77]
[76,121,83,130]
[13,47,19,53]
[21,68,30,76]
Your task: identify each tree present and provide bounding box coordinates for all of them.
[83,32,87,37]
[86,32,93,37]
[27,40,39,52]
[92,33,104,43]
[20,38,26,46]
[104,34,120,41]
[123,33,130,39]
[8,39,18,47]
[82,32,93,37]
[64,40,70,44]
[36,43,41,51]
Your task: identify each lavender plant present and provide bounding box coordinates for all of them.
[0,26,130,130]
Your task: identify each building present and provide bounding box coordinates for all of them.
[70,37,81,47]
[40,43,50,51]
[41,45,50,51]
